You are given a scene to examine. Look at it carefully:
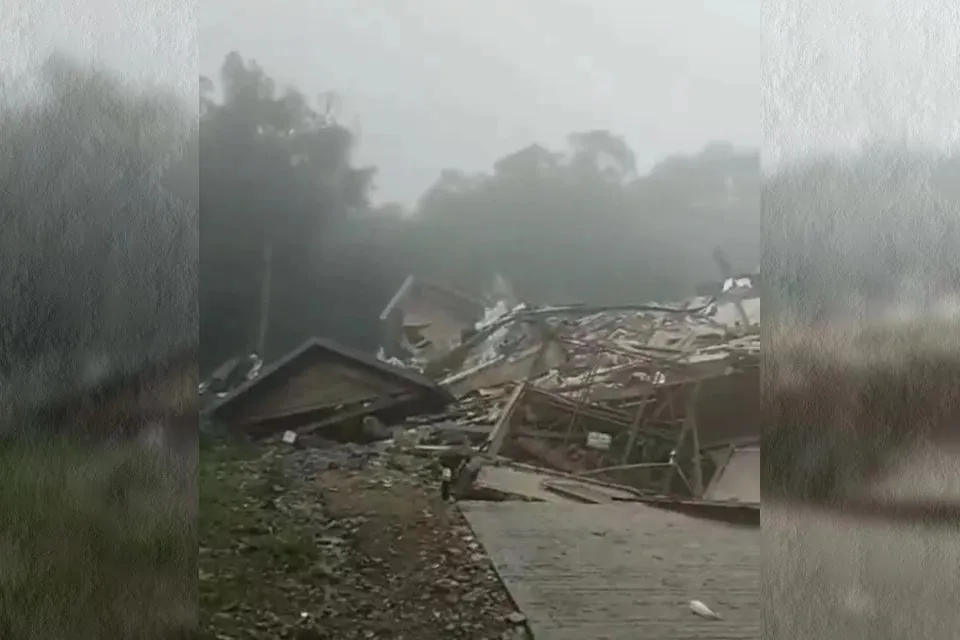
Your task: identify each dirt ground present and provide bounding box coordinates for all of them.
[763,447,960,640]
[199,445,524,640]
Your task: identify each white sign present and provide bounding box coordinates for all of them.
[586,431,612,450]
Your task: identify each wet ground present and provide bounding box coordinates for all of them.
[764,447,960,640]
[462,501,760,639]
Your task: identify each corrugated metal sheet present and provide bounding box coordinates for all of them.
[461,502,759,639]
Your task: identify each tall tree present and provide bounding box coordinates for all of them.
[0,54,197,415]
[408,135,759,304]
[764,146,960,320]
[199,53,383,370]
[198,55,761,367]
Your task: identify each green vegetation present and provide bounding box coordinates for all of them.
[198,444,333,639]
[0,438,196,640]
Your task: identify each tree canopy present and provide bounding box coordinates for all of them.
[0,54,196,416]
[198,53,759,371]
[764,145,960,320]
[199,53,384,371]
[8,51,955,386]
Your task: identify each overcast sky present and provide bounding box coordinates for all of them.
[6,0,960,198]
[765,0,960,169]
[199,0,757,203]
[1,0,196,99]
[5,0,756,202]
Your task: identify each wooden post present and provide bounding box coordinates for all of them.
[256,241,273,356]
[484,320,554,458]
[687,383,704,497]
[659,382,702,495]
[620,392,652,465]
[485,380,527,458]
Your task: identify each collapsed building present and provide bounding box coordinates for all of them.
[382,274,759,509]
[202,270,761,511]
[199,271,763,636]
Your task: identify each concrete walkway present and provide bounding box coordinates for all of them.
[461,501,759,639]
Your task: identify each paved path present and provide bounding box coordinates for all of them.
[461,502,759,639]
[475,466,579,503]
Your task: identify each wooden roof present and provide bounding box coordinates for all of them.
[207,336,451,420]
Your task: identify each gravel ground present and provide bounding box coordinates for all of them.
[200,443,525,640]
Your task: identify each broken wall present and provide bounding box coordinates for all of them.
[391,289,480,360]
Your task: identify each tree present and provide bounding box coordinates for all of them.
[199,52,385,371]
[0,53,197,415]
[764,145,960,320]
[198,55,761,367]
[408,135,759,304]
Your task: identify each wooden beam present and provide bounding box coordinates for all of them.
[484,380,527,457]
[483,319,555,456]
[687,383,705,497]
[620,392,652,465]
[660,384,702,495]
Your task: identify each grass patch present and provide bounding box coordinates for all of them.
[198,443,336,639]
[0,436,196,639]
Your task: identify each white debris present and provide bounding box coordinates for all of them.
[689,599,722,620]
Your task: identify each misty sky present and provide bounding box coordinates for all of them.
[1,0,196,99]
[8,0,958,202]
[765,0,960,168]
[6,0,758,203]
[199,0,757,203]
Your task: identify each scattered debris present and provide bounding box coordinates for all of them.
[200,352,262,398]
[201,270,763,638]
[505,611,527,625]
[370,272,760,508]
[199,441,520,640]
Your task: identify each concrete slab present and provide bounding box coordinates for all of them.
[475,466,577,503]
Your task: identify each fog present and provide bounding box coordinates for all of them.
[2,0,763,380]
[764,0,960,168]
[200,0,757,204]
[1,0,195,100]
[0,55,197,421]
[4,0,960,636]
[763,5,960,638]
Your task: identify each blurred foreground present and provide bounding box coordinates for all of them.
[0,438,197,639]
[764,446,960,640]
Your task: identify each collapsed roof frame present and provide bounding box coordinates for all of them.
[475,312,759,500]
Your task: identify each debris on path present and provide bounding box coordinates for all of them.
[199,442,525,640]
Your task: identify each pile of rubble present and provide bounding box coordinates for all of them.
[199,270,761,506]
[199,440,530,640]
[198,271,762,637]
[382,279,760,503]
